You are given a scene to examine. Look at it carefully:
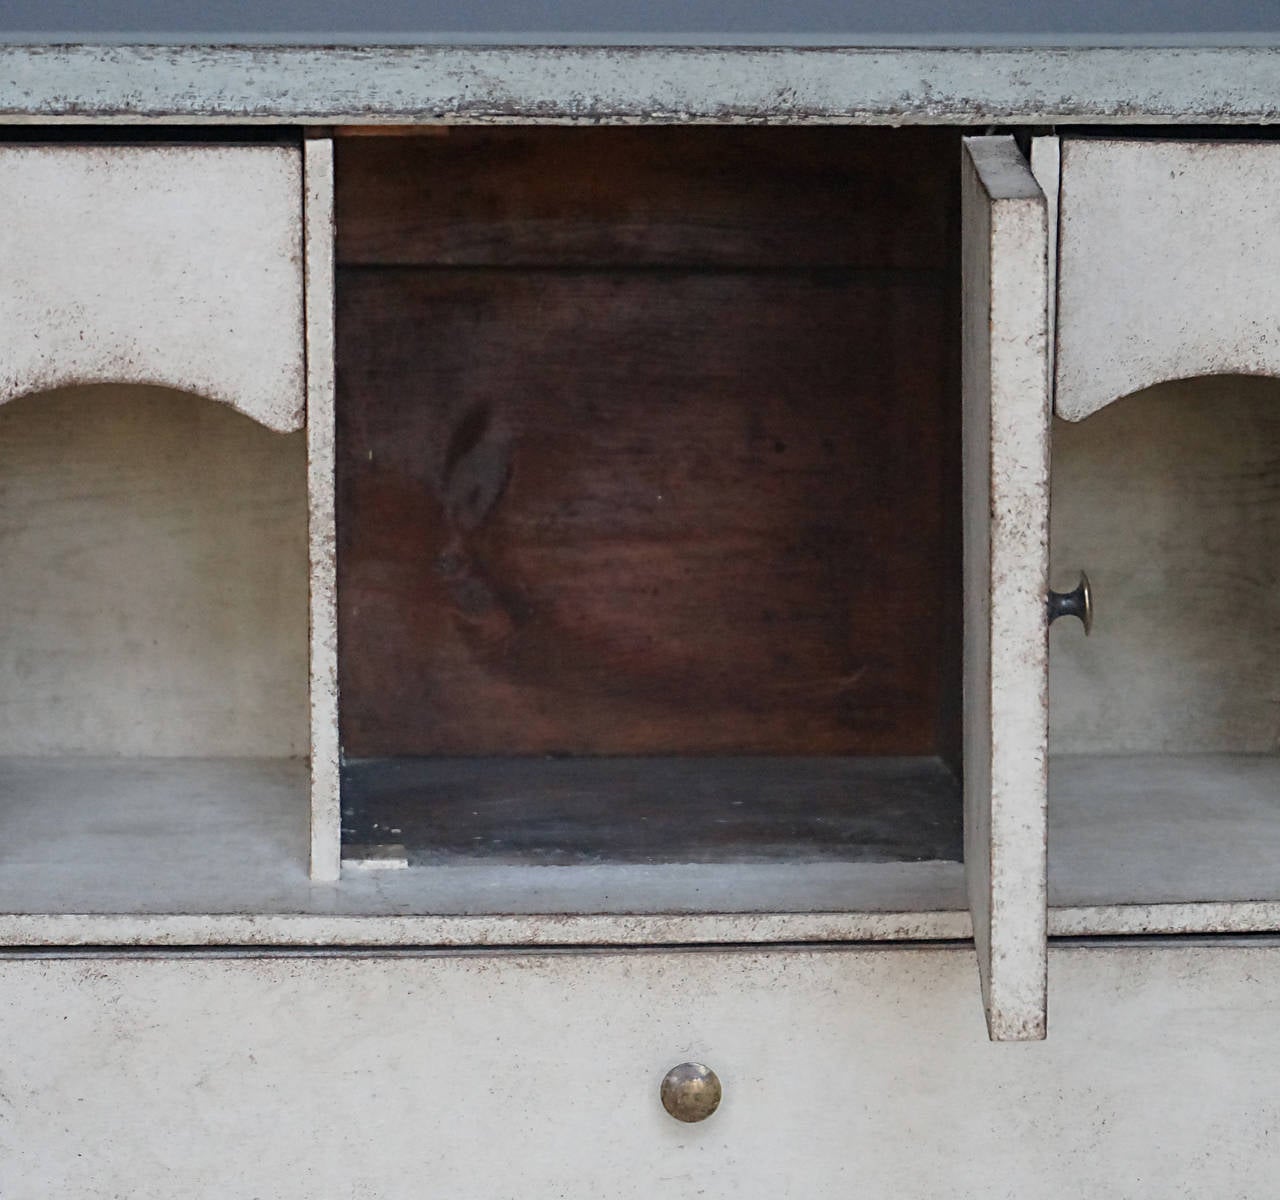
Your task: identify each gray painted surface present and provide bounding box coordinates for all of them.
[1,0,1278,45]
[1049,753,1280,907]
[303,136,340,881]
[4,45,1280,124]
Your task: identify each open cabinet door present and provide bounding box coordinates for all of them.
[961,136,1050,1041]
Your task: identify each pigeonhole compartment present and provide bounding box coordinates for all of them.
[334,127,968,912]
[1040,136,1280,933]
[0,140,320,913]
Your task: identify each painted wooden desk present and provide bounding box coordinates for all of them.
[0,21,1279,1197]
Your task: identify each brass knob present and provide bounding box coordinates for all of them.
[1048,570,1092,635]
[660,1062,722,1123]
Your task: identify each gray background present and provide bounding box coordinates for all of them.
[1,1,1278,45]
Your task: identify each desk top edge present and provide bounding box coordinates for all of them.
[3,44,1280,124]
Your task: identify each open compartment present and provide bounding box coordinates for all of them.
[1049,375,1280,923]
[334,127,967,910]
[1039,135,1280,932]
[0,384,310,896]
[0,140,324,916]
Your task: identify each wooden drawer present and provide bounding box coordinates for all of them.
[0,941,1276,1199]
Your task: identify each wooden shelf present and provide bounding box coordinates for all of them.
[1049,752,1280,934]
[2,751,1273,944]
[0,756,968,945]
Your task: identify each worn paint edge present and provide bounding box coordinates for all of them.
[986,186,1050,1042]
[961,136,1050,1042]
[304,135,341,882]
[960,140,996,1034]
[0,902,1273,947]
[1049,902,1280,937]
[0,143,306,433]
[3,46,1280,123]
[1029,134,1060,413]
[1053,138,1280,423]
[0,910,972,948]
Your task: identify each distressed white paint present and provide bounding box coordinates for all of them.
[2,46,1280,124]
[1054,138,1280,422]
[0,387,308,756]
[1029,135,1060,367]
[8,49,1280,1199]
[1051,903,1280,936]
[1043,373,1280,938]
[0,943,1278,1198]
[303,137,341,882]
[0,909,972,949]
[343,844,409,870]
[0,144,303,430]
[962,137,1050,1041]
[1041,143,1280,942]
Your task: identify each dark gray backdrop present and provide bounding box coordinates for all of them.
[1,1,1277,44]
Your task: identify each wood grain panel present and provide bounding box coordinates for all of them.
[335,127,956,269]
[337,268,954,756]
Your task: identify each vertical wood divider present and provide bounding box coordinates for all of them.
[305,135,341,881]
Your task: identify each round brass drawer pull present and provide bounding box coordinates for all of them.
[660,1062,722,1123]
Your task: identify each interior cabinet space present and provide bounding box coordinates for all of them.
[0,141,326,929]
[0,386,311,898]
[1048,375,1280,923]
[334,127,967,911]
[0,387,308,760]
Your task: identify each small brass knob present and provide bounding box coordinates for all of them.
[660,1062,722,1123]
[1048,570,1092,635]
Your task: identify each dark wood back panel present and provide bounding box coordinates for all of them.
[336,127,955,269]
[335,128,962,758]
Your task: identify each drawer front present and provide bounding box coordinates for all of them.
[0,943,1275,1199]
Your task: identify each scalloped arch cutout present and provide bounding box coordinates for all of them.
[0,143,305,434]
[1060,365,1280,424]
[1053,137,1280,425]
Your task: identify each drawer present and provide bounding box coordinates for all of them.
[0,941,1276,1199]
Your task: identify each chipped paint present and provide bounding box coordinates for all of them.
[961,137,1051,1041]
[0,45,1280,124]
[1055,139,1280,422]
[0,909,974,948]
[303,137,341,881]
[0,143,305,432]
